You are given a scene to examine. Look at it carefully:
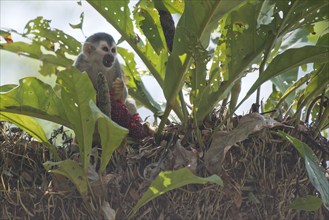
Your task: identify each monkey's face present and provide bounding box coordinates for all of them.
[98,40,117,68]
[84,40,117,69]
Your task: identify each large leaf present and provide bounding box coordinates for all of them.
[0,77,69,127]
[194,1,273,121]
[23,17,81,56]
[58,69,127,173]
[118,47,163,115]
[134,0,167,54]
[129,168,223,218]
[0,112,48,142]
[44,160,89,198]
[90,101,128,174]
[278,131,329,211]
[1,17,79,76]
[87,0,165,86]
[0,69,93,168]
[273,0,329,36]
[275,71,314,109]
[160,0,184,14]
[0,112,59,160]
[163,0,246,105]
[1,67,127,174]
[56,69,97,171]
[270,67,298,106]
[238,45,329,109]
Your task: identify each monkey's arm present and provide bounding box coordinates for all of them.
[111,77,127,102]
[74,53,101,90]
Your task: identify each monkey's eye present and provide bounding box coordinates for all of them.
[102,46,109,52]
[111,48,116,53]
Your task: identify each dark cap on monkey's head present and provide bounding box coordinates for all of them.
[86,32,115,46]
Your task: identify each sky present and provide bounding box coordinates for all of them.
[0,0,273,121]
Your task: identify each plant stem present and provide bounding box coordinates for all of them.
[193,112,205,148]
[256,35,276,111]
[179,90,188,127]
[156,105,172,138]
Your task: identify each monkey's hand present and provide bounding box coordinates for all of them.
[111,78,125,101]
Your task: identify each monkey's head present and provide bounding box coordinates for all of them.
[82,32,117,68]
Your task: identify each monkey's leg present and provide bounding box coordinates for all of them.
[125,98,137,115]
[97,73,111,117]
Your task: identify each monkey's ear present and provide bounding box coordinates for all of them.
[83,42,95,56]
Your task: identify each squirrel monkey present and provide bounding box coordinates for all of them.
[74,32,136,113]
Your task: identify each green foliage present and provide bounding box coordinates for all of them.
[84,0,329,214]
[70,12,85,30]
[269,67,298,108]
[2,0,326,131]
[163,0,246,121]
[1,0,329,216]
[0,112,59,160]
[134,0,167,54]
[0,68,128,201]
[118,47,163,115]
[1,17,80,76]
[278,131,329,210]
[87,0,181,118]
[0,76,68,126]
[88,0,329,129]
[240,45,329,109]
[44,160,89,197]
[128,168,223,218]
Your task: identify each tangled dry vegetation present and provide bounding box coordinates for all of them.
[1,114,329,219]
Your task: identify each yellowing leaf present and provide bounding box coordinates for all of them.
[129,168,222,218]
[289,195,322,211]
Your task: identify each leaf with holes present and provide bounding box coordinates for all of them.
[1,17,79,76]
[24,16,81,56]
[118,47,163,115]
[163,0,246,115]
[57,68,96,171]
[0,77,69,127]
[87,0,165,88]
[70,12,85,30]
[134,1,167,54]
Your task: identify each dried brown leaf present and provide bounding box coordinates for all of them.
[173,140,198,173]
[205,113,282,175]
